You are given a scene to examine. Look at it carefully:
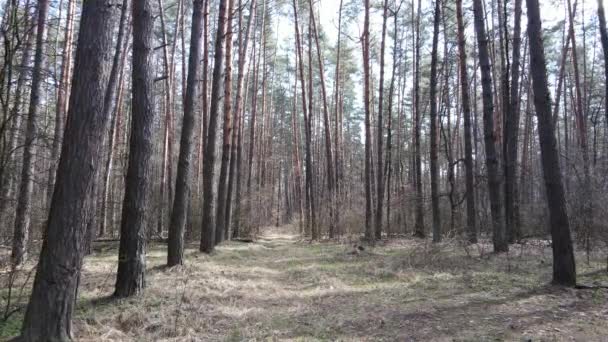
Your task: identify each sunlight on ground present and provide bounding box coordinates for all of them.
[1,224,608,341]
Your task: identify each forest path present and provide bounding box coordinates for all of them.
[61,225,608,340]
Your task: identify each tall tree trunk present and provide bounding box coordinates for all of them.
[429,0,441,243]
[11,0,50,265]
[115,0,157,297]
[47,0,76,207]
[200,0,229,253]
[227,0,256,238]
[167,0,205,267]
[363,0,373,241]
[157,0,181,235]
[292,0,315,238]
[308,0,335,239]
[98,0,130,236]
[413,0,425,238]
[374,0,389,241]
[473,0,507,252]
[215,0,235,245]
[506,0,523,242]
[526,0,576,286]
[599,0,608,125]
[19,1,118,338]
[99,0,132,237]
[0,1,34,221]
[456,0,477,243]
[566,0,591,239]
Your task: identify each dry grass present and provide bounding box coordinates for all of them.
[2,224,608,341]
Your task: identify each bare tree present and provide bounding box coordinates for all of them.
[11,0,50,265]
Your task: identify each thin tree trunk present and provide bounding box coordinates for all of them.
[456,0,477,243]
[167,0,205,266]
[429,0,441,243]
[47,0,76,207]
[98,0,131,238]
[292,0,315,238]
[473,0,508,252]
[599,0,608,125]
[363,0,373,242]
[0,1,34,221]
[566,0,591,238]
[309,0,335,238]
[413,0,425,238]
[200,0,229,253]
[215,0,235,245]
[11,0,50,265]
[227,0,256,238]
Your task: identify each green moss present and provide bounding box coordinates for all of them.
[0,312,23,339]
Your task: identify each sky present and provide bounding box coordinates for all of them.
[271,0,606,114]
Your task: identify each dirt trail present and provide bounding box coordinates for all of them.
[4,225,607,341]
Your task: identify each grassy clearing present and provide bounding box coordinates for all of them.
[1,225,608,341]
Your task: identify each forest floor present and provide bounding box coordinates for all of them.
[2,224,608,341]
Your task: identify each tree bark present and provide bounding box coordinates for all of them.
[200,0,229,253]
[473,0,507,252]
[215,0,236,245]
[599,0,608,126]
[115,0,157,297]
[226,0,256,238]
[363,0,373,242]
[456,0,477,243]
[18,1,118,338]
[308,0,336,238]
[429,0,441,243]
[413,0,425,238]
[526,0,576,286]
[167,0,205,266]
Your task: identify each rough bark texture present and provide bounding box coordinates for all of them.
[227,0,256,238]
[167,0,205,266]
[506,0,523,243]
[456,0,477,243]
[215,0,235,245]
[201,0,228,253]
[18,1,117,339]
[413,0,425,238]
[473,0,507,252]
[115,0,157,297]
[526,0,576,286]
